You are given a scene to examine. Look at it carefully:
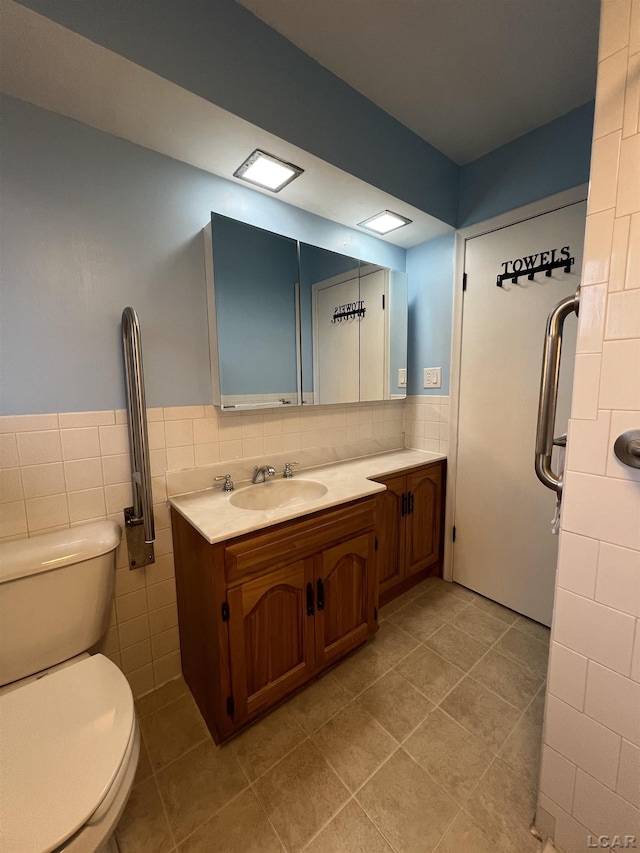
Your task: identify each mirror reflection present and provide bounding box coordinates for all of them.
[205,214,407,410]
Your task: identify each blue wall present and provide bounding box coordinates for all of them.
[406,233,456,396]
[15,0,460,226]
[0,95,404,415]
[458,102,594,227]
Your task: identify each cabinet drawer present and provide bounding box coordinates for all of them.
[224,498,376,584]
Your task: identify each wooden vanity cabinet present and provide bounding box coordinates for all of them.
[171,497,377,743]
[374,460,446,606]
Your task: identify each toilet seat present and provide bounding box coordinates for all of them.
[0,654,136,853]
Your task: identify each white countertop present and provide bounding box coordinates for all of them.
[169,449,446,544]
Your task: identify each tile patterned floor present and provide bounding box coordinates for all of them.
[115,578,551,853]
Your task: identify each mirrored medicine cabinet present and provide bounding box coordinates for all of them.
[204,213,408,410]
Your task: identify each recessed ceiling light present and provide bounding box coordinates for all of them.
[233,149,304,192]
[358,210,413,234]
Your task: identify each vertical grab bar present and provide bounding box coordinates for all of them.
[534,289,580,497]
[122,307,155,569]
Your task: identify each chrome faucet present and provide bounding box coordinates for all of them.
[252,465,277,484]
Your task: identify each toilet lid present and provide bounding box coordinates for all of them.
[0,654,135,853]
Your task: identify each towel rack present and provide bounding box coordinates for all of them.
[122,307,155,569]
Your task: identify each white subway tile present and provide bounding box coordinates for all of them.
[60,427,101,461]
[263,413,284,435]
[218,419,242,442]
[598,0,632,59]
[101,454,130,487]
[631,627,640,683]
[151,477,167,504]
[115,410,127,425]
[0,434,19,468]
[17,431,62,466]
[0,414,59,433]
[126,663,155,699]
[554,588,636,675]
[149,449,167,477]
[166,445,195,471]
[164,419,194,448]
[146,408,164,422]
[193,418,218,445]
[148,602,178,636]
[544,695,620,789]
[283,432,303,452]
[611,214,631,291]
[585,660,640,744]
[576,283,608,353]
[151,626,180,660]
[624,51,640,137]
[571,354,602,419]
[121,640,153,674]
[594,47,629,138]
[147,420,165,450]
[25,494,69,532]
[99,424,129,456]
[589,131,621,213]
[104,482,133,516]
[596,541,640,617]
[599,339,640,411]
[262,435,284,455]
[562,472,640,551]
[607,412,640,484]
[67,488,106,523]
[242,437,264,458]
[153,652,182,688]
[58,411,115,429]
[548,641,588,711]
[583,211,615,286]
[566,412,611,475]
[21,463,66,500]
[115,588,148,624]
[0,468,23,503]
[154,527,173,558]
[631,0,640,53]
[617,133,640,216]
[147,578,176,611]
[146,553,174,584]
[606,289,640,339]
[115,566,146,597]
[626,212,640,289]
[0,501,27,538]
[572,770,640,840]
[117,614,150,649]
[539,744,577,813]
[64,458,103,492]
[617,739,640,805]
[153,502,171,531]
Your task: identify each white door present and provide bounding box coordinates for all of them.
[454,202,586,625]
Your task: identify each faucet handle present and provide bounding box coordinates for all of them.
[283,461,299,478]
[215,473,234,492]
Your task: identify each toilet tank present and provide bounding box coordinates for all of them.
[0,521,121,687]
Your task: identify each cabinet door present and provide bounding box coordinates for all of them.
[375,475,405,595]
[315,534,375,669]
[227,559,315,723]
[405,464,443,576]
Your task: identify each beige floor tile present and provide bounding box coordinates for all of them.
[513,614,551,645]
[135,676,188,719]
[304,799,394,853]
[453,607,509,645]
[134,736,153,786]
[115,777,175,853]
[470,648,543,710]
[141,693,210,771]
[156,739,248,843]
[388,601,446,642]
[178,789,283,853]
[471,597,518,625]
[434,810,501,853]
[356,749,459,853]
[425,623,490,672]
[413,587,469,620]
[288,674,350,734]
[444,582,482,604]
[371,620,422,665]
[465,758,540,852]
[254,740,349,853]
[357,670,434,741]
[231,704,306,782]
[312,702,398,792]
[395,646,465,703]
[494,627,550,679]
[404,708,494,805]
[439,677,522,752]
[332,642,393,696]
[498,701,544,785]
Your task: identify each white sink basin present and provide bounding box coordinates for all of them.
[230,479,328,511]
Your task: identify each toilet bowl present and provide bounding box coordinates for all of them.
[0,522,139,852]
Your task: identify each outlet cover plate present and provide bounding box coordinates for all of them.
[423,367,442,388]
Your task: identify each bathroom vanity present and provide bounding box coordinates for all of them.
[170,452,445,743]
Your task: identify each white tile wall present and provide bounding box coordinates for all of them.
[538,2,640,846]
[403,395,450,456]
[0,398,407,698]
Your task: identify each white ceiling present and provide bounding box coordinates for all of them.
[236,0,600,164]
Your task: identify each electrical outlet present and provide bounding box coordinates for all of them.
[398,368,407,388]
[423,367,442,389]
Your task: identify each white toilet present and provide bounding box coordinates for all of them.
[0,521,140,853]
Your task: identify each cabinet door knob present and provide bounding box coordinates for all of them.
[317,578,325,611]
[306,582,315,616]
[408,491,414,515]
[401,493,407,516]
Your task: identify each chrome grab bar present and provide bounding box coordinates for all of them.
[122,307,155,568]
[535,289,580,496]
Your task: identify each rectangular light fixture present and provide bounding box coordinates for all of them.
[233,149,304,192]
[358,210,413,235]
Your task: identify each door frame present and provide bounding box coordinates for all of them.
[443,184,589,582]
